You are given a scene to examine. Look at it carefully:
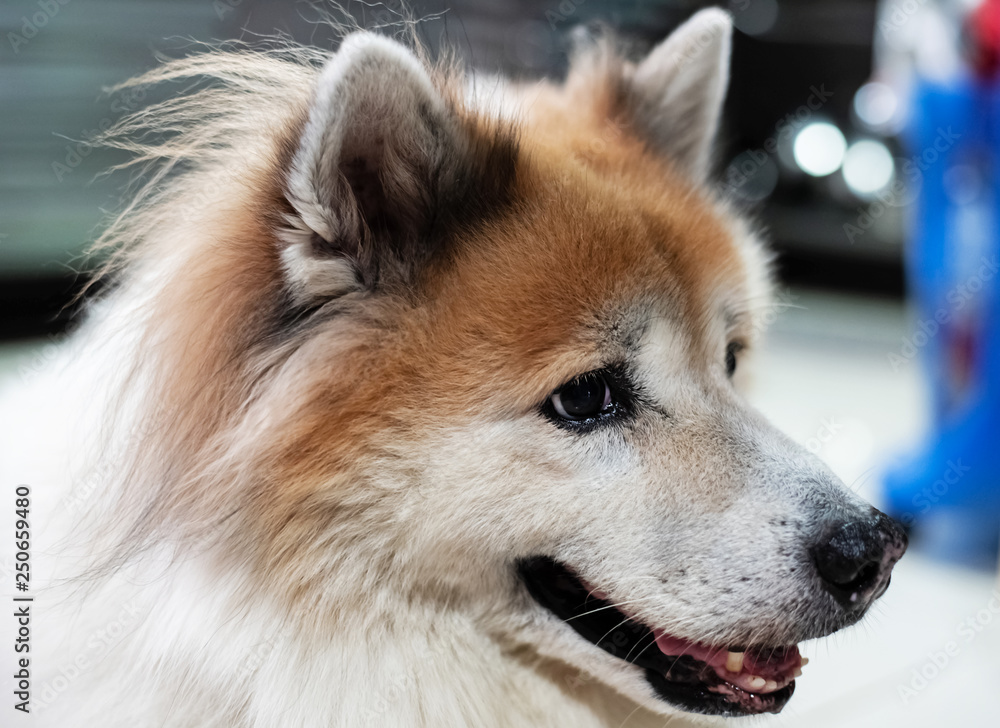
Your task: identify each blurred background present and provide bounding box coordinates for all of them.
[1,0,998,724]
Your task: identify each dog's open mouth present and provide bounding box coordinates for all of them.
[518,557,804,717]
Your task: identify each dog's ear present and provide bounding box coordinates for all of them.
[628,8,732,183]
[281,34,464,302]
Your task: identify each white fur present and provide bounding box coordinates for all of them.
[631,8,732,181]
[1,334,684,726]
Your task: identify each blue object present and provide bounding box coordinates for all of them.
[883,76,1000,569]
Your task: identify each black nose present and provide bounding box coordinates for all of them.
[812,510,907,611]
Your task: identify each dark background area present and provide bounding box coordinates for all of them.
[0,0,899,339]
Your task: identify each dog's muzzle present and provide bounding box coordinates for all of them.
[517,506,907,717]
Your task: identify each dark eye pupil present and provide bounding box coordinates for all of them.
[556,374,608,419]
[725,342,740,377]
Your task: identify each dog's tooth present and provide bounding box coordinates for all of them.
[763,679,778,692]
[725,651,745,673]
[800,657,810,667]
[747,676,766,691]
[792,667,803,678]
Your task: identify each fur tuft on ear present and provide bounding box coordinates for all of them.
[281,33,461,302]
[628,8,732,182]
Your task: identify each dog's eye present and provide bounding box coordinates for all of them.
[725,341,743,377]
[542,364,637,431]
[549,372,612,421]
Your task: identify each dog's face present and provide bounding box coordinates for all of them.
[126,9,904,721]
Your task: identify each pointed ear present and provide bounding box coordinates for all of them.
[628,9,732,182]
[281,34,466,302]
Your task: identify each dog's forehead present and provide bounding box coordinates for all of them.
[423,144,749,383]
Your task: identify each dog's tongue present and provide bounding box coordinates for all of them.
[654,632,803,694]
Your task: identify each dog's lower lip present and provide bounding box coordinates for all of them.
[518,557,800,716]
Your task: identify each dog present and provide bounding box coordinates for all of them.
[0,8,906,727]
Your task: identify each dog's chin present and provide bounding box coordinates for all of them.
[517,557,803,718]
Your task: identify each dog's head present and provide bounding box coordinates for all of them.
[106,8,906,720]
